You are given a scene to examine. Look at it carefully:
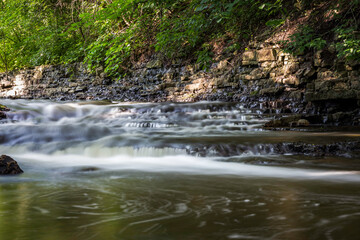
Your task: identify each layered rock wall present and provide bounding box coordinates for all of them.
[0,43,359,123]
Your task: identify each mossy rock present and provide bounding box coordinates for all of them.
[0,104,10,111]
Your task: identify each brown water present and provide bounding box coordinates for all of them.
[0,100,359,240]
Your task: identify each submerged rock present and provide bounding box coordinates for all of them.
[264,115,304,128]
[0,104,9,120]
[0,104,10,111]
[0,111,5,120]
[0,155,24,175]
[77,167,100,172]
[295,119,310,127]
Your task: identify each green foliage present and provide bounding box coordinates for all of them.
[333,0,360,61]
[265,19,285,28]
[259,0,286,16]
[0,0,290,76]
[335,25,360,61]
[1,0,358,78]
[0,0,86,71]
[283,0,360,60]
[196,44,213,70]
[282,26,327,55]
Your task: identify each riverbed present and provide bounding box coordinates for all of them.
[0,100,359,240]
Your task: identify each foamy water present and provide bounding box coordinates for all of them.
[1,100,360,240]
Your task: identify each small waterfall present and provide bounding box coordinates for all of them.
[0,99,359,182]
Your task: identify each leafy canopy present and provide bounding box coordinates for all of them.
[0,0,359,76]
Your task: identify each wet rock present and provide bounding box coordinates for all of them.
[0,155,24,175]
[264,115,311,128]
[0,104,10,111]
[289,90,303,100]
[187,141,360,158]
[264,115,302,128]
[77,167,100,172]
[274,141,360,158]
[0,104,9,120]
[0,111,6,119]
[325,111,360,125]
[296,119,310,127]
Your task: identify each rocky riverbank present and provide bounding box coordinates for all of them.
[0,42,359,127]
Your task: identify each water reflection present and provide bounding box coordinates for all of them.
[0,100,360,239]
[1,174,360,240]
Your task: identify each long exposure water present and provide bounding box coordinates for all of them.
[0,100,359,240]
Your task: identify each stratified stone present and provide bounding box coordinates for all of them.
[242,50,258,65]
[257,48,277,62]
[0,155,24,175]
[259,86,285,96]
[242,50,257,61]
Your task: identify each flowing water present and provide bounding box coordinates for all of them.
[0,100,359,240]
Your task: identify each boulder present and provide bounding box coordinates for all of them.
[0,155,24,175]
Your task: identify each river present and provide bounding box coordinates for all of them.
[0,100,359,240]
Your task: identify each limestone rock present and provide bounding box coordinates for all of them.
[242,50,257,61]
[0,155,24,175]
[283,75,300,85]
[257,48,277,62]
[217,60,229,70]
[242,60,258,66]
[259,87,285,96]
[284,62,300,75]
[242,50,258,65]
[243,68,269,81]
[1,80,13,89]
